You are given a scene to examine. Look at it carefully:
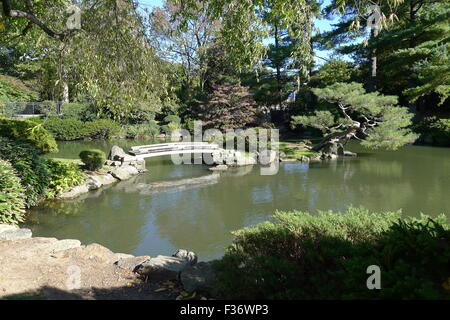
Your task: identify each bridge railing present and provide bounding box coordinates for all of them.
[129,142,221,156]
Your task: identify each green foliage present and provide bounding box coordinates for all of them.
[36,101,58,118]
[0,75,38,103]
[79,149,106,171]
[121,121,161,139]
[310,60,358,88]
[163,115,181,124]
[43,118,87,141]
[0,137,50,207]
[45,160,85,198]
[60,103,91,121]
[292,83,418,151]
[0,116,58,154]
[43,118,120,141]
[415,117,450,146]
[214,207,450,300]
[0,159,26,224]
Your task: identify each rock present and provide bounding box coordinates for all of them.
[111,166,139,181]
[108,145,128,161]
[172,249,197,266]
[309,155,322,162]
[46,239,81,253]
[0,224,19,234]
[115,256,150,271]
[344,151,357,157]
[258,150,277,165]
[300,156,310,163]
[59,184,90,199]
[0,228,32,240]
[128,159,146,172]
[85,176,103,190]
[96,174,118,186]
[322,142,338,155]
[180,261,219,296]
[209,165,228,172]
[57,243,117,263]
[279,152,286,158]
[235,152,257,166]
[135,255,190,281]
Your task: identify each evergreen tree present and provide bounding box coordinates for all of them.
[292,82,418,152]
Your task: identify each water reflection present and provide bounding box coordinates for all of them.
[26,141,450,261]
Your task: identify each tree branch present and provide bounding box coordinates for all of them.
[1,0,73,41]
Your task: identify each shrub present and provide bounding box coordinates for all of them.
[213,207,450,300]
[60,102,91,121]
[414,117,450,147]
[44,118,121,141]
[36,101,58,118]
[79,149,106,171]
[121,121,160,139]
[43,118,87,141]
[0,137,51,207]
[0,116,58,154]
[163,115,181,124]
[85,119,121,140]
[45,159,85,198]
[0,159,26,224]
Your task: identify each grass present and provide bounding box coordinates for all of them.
[275,141,318,159]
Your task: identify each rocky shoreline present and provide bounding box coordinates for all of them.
[0,224,217,300]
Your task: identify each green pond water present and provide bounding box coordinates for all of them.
[24,140,450,261]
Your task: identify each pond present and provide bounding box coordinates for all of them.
[24,140,450,261]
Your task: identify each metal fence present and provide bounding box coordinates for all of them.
[0,101,65,117]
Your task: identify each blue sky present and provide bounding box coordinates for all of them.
[136,0,342,65]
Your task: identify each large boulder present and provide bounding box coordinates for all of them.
[258,150,277,165]
[111,166,139,181]
[108,146,128,161]
[0,224,19,234]
[58,184,90,200]
[135,255,190,281]
[209,164,228,172]
[115,256,151,272]
[0,228,32,240]
[180,261,219,296]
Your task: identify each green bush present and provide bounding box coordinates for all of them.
[0,116,58,154]
[0,159,26,224]
[121,121,160,139]
[44,118,120,141]
[36,101,58,118]
[60,102,91,121]
[85,119,121,140]
[45,159,85,198]
[213,207,450,300]
[79,149,106,171]
[163,115,181,124]
[43,118,87,141]
[415,117,450,147]
[0,137,51,207]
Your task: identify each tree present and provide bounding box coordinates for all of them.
[291,82,418,152]
[194,84,259,130]
[149,1,221,98]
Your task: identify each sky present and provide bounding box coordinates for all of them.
[136,0,343,65]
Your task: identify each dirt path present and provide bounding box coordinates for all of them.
[0,225,181,300]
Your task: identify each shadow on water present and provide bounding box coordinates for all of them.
[25,140,450,261]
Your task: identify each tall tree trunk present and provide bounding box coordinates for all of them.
[274,23,283,109]
[369,26,379,92]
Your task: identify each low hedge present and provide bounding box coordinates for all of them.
[0,116,58,154]
[0,159,26,224]
[214,207,450,300]
[43,118,120,141]
[79,149,106,171]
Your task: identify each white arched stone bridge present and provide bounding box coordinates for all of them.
[128,142,224,160]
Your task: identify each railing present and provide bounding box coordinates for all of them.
[129,142,222,157]
[0,101,65,117]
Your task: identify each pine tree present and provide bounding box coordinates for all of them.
[291,82,418,152]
